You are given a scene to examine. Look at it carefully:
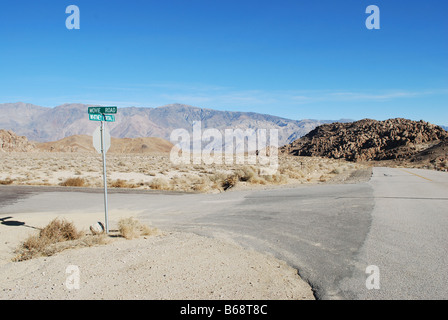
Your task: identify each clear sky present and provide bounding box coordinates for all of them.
[0,0,447,125]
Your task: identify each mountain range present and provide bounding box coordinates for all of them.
[0,102,348,146]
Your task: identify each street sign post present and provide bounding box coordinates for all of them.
[88,106,117,114]
[89,114,116,122]
[89,106,117,234]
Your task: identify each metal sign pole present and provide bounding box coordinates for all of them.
[89,106,116,234]
[100,119,109,234]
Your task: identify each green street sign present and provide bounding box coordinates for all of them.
[89,114,116,122]
[88,106,117,114]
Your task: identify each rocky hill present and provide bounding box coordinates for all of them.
[36,135,95,153]
[0,130,36,152]
[280,118,448,163]
[406,140,448,170]
[0,102,342,147]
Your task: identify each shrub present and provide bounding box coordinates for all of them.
[118,217,159,240]
[222,174,239,190]
[14,218,84,261]
[263,173,287,184]
[149,177,171,190]
[59,177,86,187]
[39,218,83,242]
[109,179,136,188]
[192,176,211,192]
[237,166,256,182]
[0,178,13,185]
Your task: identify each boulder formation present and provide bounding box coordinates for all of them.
[280,118,448,162]
[0,129,36,152]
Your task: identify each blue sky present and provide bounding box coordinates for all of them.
[0,0,447,125]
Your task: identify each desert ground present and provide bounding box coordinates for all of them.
[0,152,367,192]
[0,152,367,300]
[0,225,315,300]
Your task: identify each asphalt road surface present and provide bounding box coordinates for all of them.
[1,167,447,300]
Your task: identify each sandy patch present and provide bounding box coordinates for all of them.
[0,229,314,300]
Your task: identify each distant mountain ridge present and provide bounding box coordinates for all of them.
[0,102,347,146]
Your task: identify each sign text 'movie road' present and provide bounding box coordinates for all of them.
[88,106,117,114]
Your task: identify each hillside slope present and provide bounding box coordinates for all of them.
[36,135,173,154]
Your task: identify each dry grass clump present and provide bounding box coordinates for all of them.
[117,217,159,240]
[13,218,109,261]
[149,177,171,190]
[109,179,137,188]
[170,174,216,192]
[191,176,213,192]
[221,174,239,191]
[38,218,83,242]
[59,177,86,187]
[218,166,286,190]
[14,218,82,261]
[0,178,13,185]
[263,172,287,184]
[235,166,256,182]
[279,163,304,179]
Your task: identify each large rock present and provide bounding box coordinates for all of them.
[280,118,448,162]
[0,130,36,152]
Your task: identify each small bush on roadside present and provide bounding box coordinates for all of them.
[149,177,171,190]
[59,177,86,187]
[0,178,13,185]
[14,218,86,261]
[39,218,83,242]
[109,179,136,188]
[236,166,256,182]
[118,217,159,240]
[221,174,239,190]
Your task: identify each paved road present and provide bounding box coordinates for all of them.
[1,167,447,299]
[340,167,448,299]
